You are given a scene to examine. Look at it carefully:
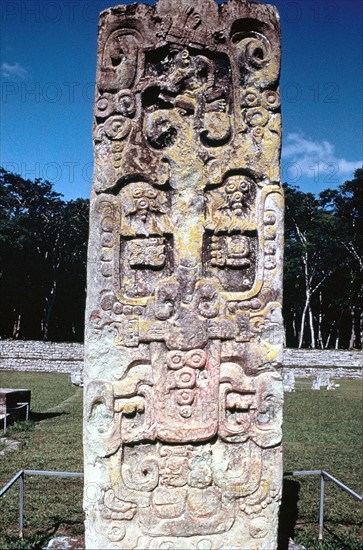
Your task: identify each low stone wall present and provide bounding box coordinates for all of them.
[0,341,361,385]
[0,340,84,384]
[282,349,362,379]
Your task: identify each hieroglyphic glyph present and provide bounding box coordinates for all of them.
[84,0,283,548]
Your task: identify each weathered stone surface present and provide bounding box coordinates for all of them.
[84,0,283,548]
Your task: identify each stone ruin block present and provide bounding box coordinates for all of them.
[84,0,284,548]
[282,371,296,393]
[312,373,338,390]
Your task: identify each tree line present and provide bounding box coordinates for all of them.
[0,168,88,342]
[0,167,361,348]
[284,169,362,349]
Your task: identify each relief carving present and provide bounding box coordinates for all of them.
[85,0,283,548]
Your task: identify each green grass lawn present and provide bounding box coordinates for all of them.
[0,372,83,550]
[282,379,362,549]
[0,372,361,549]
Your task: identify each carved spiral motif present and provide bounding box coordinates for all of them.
[175,367,196,388]
[106,523,126,542]
[104,115,132,140]
[241,88,280,112]
[237,34,272,72]
[261,90,280,110]
[167,350,185,370]
[185,349,207,369]
[240,88,260,108]
[95,93,115,119]
[245,108,269,127]
[121,459,159,492]
[116,90,136,117]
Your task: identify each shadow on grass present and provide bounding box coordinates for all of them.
[2,517,83,550]
[323,524,363,550]
[0,412,67,435]
[0,534,51,550]
[278,478,301,549]
[30,411,67,422]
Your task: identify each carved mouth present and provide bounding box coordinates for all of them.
[225,391,257,431]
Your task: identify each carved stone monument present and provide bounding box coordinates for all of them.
[84,0,283,548]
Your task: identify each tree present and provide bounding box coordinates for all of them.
[48,198,89,341]
[0,167,89,341]
[283,168,363,349]
[283,184,340,348]
[319,169,363,348]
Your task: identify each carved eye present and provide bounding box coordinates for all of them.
[239,180,250,192]
[112,142,124,153]
[145,189,157,199]
[193,14,201,26]
[132,187,143,198]
[179,406,192,418]
[226,182,237,194]
[100,294,115,311]
[113,302,124,315]
[96,97,108,111]
[202,304,219,318]
[177,390,194,406]
[245,108,269,127]
[252,127,264,140]
[106,522,126,544]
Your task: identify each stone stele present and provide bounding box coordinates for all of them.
[84,0,283,548]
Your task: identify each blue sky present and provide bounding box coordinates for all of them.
[1,0,362,200]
